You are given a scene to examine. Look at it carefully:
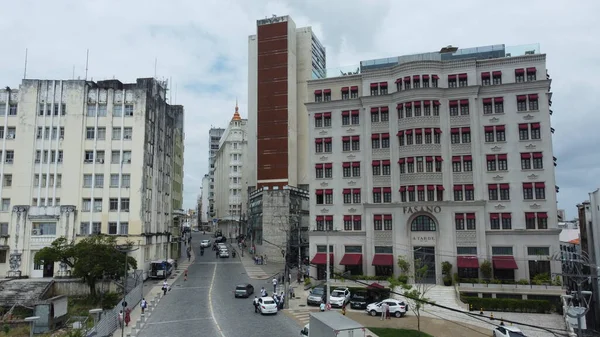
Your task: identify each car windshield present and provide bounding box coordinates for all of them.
[311,288,324,295]
[331,291,344,297]
[352,294,366,299]
[236,286,247,290]
[201,240,209,243]
[264,300,275,304]
[507,331,526,337]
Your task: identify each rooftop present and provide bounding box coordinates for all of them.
[312,43,541,80]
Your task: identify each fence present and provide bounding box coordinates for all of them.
[87,271,144,337]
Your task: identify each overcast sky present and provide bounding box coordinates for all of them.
[1,0,598,218]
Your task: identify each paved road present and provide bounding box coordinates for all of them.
[137,234,302,337]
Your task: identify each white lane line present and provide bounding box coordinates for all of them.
[208,263,226,337]
[146,317,212,325]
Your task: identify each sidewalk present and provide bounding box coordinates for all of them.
[111,244,195,337]
[233,244,285,280]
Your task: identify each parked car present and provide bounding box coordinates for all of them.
[234,283,254,298]
[329,288,351,308]
[349,291,374,310]
[493,326,526,337]
[306,285,327,306]
[200,239,211,248]
[258,296,278,314]
[366,299,407,318]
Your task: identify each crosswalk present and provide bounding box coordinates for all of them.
[244,266,269,279]
[285,309,315,326]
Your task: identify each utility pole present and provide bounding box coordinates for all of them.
[116,245,139,337]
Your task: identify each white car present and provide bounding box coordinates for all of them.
[493,326,526,337]
[258,296,278,314]
[217,243,227,250]
[219,249,229,258]
[329,288,351,307]
[366,299,407,318]
[200,239,211,248]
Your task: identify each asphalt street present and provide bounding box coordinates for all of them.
[137,234,302,337]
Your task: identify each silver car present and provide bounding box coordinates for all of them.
[200,239,211,248]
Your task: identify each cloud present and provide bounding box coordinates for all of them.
[1,0,598,218]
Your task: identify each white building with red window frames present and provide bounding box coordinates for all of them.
[305,44,561,285]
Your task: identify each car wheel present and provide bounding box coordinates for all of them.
[395,311,402,318]
[370,310,377,317]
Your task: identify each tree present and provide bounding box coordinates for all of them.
[400,257,435,335]
[35,235,137,298]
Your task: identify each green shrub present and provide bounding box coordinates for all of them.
[517,279,530,285]
[397,275,408,284]
[553,275,562,286]
[441,261,452,276]
[304,278,311,286]
[453,273,459,284]
[480,260,492,280]
[460,295,553,313]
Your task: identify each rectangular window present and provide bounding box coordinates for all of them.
[97,105,107,116]
[1,198,9,212]
[373,188,382,203]
[31,222,56,236]
[535,183,546,199]
[531,123,541,140]
[3,174,11,187]
[112,127,122,140]
[457,247,477,255]
[488,184,498,200]
[351,162,360,177]
[83,174,93,187]
[532,152,543,169]
[124,104,134,116]
[492,246,513,255]
[499,184,510,201]
[113,105,123,117]
[453,186,463,201]
[108,222,118,235]
[110,174,119,187]
[523,183,534,200]
[94,174,104,188]
[527,247,550,256]
[519,123,529,140]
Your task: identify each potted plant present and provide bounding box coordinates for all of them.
[441,261,453,286]
[480,260,492,282]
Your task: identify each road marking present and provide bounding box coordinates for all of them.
[208,263,226,337]
[146,317,212,325]
[170,286,211,290]
[195,261,242,265]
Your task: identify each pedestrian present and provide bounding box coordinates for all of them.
[216,249,219,258]
[125,307,131,327]
[118,310,124,328]
[272,278,278,294]
[187,250,191,262]
[319,301,325,312]
[184,269,188,281]
[341,303,347,316]
[140,298,148,314]
[162,280,169,295]
[260,287,266,297]
[264,255,268,265]
[380,302,388,320]
[253,296,259,313]
[386,303,391,319]
[288,273,291,283]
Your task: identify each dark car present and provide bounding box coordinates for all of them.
[306,285,327,306]
[234,283,254,298]
[215,236,227,243]
[349,291,372,310]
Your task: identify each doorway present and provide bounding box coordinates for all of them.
[413,247,436,284]
[43,261,54,278]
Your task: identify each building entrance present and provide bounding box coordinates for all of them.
[413,246,436,284]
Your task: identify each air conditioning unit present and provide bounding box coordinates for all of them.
[126,159,131,164]
[97,159,104,164]
[32,229,39,235]
[6,134,14,139]
[124,135,131,139]
[6,159,13,164]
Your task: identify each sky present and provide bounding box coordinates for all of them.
[1,0,598,218]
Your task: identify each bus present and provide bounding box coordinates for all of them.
[148,259,175,279]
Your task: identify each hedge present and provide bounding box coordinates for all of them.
[461,295,553,313]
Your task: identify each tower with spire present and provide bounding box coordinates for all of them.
[232,99,241,122]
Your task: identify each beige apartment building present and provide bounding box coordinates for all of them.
[0,78,184,278]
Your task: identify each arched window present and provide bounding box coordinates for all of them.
[411,215,436,231]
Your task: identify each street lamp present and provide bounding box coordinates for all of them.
[116,245,139,337]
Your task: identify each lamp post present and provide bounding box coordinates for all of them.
[116,245,139,337]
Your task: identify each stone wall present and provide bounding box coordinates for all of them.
[51,279,119,296]
[256,190,290,263]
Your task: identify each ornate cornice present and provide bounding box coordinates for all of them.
[305,99,361,112]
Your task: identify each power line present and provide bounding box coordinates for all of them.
[309,263,569,337]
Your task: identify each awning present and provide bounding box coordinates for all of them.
[492,256,518,270]
[341,87,349,92]
[350,86,358,91]
[324,89,331,94]
[492,71,502,76]
[372,254,394,266]
[526,67,537,74]
[457,256,479,269]
[340,254,363,266]
[379,82,388,87]
[311,253,334,265]
[368,282,385,289]
[314,90,322,95]
[481,72,490,79]
[370,83,378,88]
[515,68,525,75]
[494,97,504,103]
[482,98,492,104]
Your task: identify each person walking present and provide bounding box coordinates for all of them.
[140,298,148,314]
[184,269,188,281]
[124,307,131,327]
[319,301,325,312]
[380,302,388,320]
[253,296,259,313]
[341,303,347,316]
[162,280,169,295]
[118,310,124,329]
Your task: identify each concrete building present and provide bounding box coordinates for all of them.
[170,106,185,259]
[212,103,248,238]
[305,44,561,284]
[576,192,600,330]
[246,15,325,260]
[207,127,225,220]
[200,174,210,228]
[0,78,183,278]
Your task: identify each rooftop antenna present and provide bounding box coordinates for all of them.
[23,48,28,79]
[154,58,157,78]
[72,65,75,79]
[174,83,177,104]
[169,77,172,103]
[85,49,89,80]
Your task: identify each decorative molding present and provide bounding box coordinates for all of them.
[397,116,440,129]
[529,203,542,210]
[523,114,535,120]
[348,208,357,213]
[319,156,328,161]
[60,205,76,213]
[12,206,30,213]
[525,144,537,150]
[490,146,502,152]
[494,204,506,210]
[492,175,503,181]
[347,154,356,160]
[347,180,357,186]
[320,208,329,214]
[320,182,329,187]
[527,174,539,180]
[319,130,328,136]
[453,172,473,183]
[346,128,355,133]
[398,143,442,155]
[450,143,472,154]
[399,172,442,183]
[489,117,500,123]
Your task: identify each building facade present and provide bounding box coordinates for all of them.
[246,14,325,258]
[305,44,561,284]
[246,14,326,191]
[576,192,600,330]
[213,104,248,237]
[200,174,210,228]
[208,127,225,220]
[0,78,183,278]
[170,106,185,259]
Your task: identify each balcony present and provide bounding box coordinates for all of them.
[398,115,440,129]
[398,143,441,156]
[453,172,474,184]
[449,114,471,125]
[28,206,61,220]
[30,235,56,249]
[450,143,472,154]
[399,172,443,184]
